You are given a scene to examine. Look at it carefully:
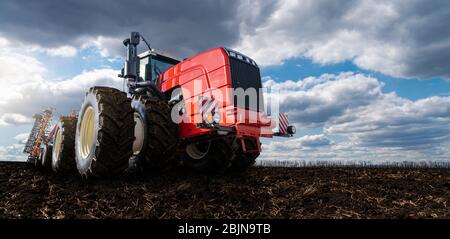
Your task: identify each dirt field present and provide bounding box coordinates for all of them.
[0,162,448,219]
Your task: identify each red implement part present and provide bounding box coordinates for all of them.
[30,109,53,158]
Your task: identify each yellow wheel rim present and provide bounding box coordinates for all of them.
[80,106,95,160]
[54,128,61,161]
[132,112,145,155]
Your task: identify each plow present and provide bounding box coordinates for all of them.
[23,32,296,178]
[24,109,78,172]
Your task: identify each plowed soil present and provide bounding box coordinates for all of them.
[0,162,449,219]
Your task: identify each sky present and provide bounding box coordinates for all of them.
[0,0,449,163]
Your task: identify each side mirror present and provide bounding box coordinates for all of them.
[118,67,124,78]
[130,32,140,45]
[123,32,140,47]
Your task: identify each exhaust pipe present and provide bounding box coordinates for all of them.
[121,32,141,94]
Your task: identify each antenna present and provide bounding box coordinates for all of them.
[140,35,151,51]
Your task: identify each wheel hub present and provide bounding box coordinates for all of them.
[132,112,145,155]
[54,128,61,160]
[186,141,211,160]
[80,106,95,160]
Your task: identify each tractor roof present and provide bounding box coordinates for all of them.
[138,49,182,63]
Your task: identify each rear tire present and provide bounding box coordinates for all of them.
[41,144,53,170]
[52,118,77,173]
[75,87,134,178]
[130,95,178,171]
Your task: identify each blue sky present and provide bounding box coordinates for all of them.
[262,57,450,154]
[261,58,450,101]
[37,50,450,102]
[0,0,449,162]
[34,47,123,80]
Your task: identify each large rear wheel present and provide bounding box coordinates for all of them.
[75,87,134,178]
[52,117,77,173]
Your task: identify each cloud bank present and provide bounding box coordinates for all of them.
[0,37,122,125]
[261,72,450,161]
[1,0,449,79]
[237,0,450,79]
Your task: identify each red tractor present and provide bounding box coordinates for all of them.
[27,32,295,178]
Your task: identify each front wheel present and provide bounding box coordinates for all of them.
[75,87,134,178]
[183,137,239,173]
[130,95,178,172]
[229,138,260,172]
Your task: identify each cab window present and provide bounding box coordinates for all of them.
[150,56,177,82]
[139,55,178,83]
[139,56,150,81]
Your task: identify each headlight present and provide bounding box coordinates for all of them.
[287,125,296,135]
[205,112,214,124]
[213,112,220,123]
[204,112,220,124]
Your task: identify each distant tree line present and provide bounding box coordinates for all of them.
[256,160,450,169]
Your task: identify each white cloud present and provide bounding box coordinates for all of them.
[80,35,123,58]
[1,35,78,57]
[267,134,334,151]
[0,68,123,123]
[0,133,30,161]
[0,143,26,161]
[44,45,77,57]
[0,37,9,47]
[0,38,123,126]
[297,134,334,147]
[13,132,29,144]
[0,37,46,86]
[1,0,449,79]
[260,140,450,163]
[325,94,450,148]
[0,113,34,126]
[265,72,383,128]
[0,37,123,161]
[262,72,450,162]
[236,0,450,79]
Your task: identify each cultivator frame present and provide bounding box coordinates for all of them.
[24,108,54,163]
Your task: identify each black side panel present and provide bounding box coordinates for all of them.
[229,58,263,112]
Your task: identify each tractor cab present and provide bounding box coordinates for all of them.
[138,50,181,84]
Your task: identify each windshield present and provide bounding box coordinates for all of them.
[139,54,178,82]
[140,57,149,80]
[151,57,176,81]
